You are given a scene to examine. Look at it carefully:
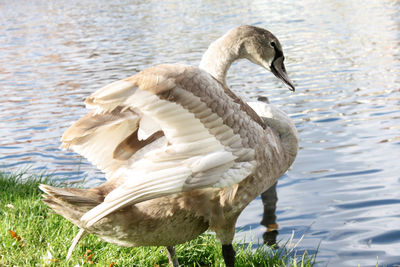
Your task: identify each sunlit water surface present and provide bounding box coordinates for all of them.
[1,1,399,266]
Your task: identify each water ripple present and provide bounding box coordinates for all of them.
[364,230,400,245]
[336,199,400,210]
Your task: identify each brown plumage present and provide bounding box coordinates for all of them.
[40,25,298,267]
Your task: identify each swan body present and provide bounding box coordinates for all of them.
[40,25,298,266]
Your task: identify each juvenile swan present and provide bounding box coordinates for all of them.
[40,25,298,267]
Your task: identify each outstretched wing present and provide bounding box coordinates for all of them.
[63,64,264,227]
[61,106,141,179]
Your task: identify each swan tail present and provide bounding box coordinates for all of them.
[39,184,101,226]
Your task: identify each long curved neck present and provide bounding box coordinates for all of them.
[199,29,242,86]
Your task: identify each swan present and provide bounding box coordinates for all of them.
[40,25,298,267]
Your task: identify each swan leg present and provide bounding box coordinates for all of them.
[222,244,236,267]
[166,246,180,267]
[66,228,86,261]
[261,182,279,246]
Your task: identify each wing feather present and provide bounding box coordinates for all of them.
[61,109,140,178]
[63,64,258,226]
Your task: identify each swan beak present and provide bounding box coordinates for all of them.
[270,57,295,91]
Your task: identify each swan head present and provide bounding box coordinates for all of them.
[236,25,295,91]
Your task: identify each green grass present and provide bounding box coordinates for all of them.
[0,172,316,266]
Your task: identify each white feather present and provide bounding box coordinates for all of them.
[189,151,236,173]
[69,76,258,227]
[138,114,161,140]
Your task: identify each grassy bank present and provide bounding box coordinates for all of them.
[0,172,316,266]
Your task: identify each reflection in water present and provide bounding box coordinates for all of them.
[260,182,279,247]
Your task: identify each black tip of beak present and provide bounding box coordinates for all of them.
[270,58,295,92]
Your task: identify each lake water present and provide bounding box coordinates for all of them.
[1,0,399,266]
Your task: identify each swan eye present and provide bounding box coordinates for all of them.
[270,41,276,48]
